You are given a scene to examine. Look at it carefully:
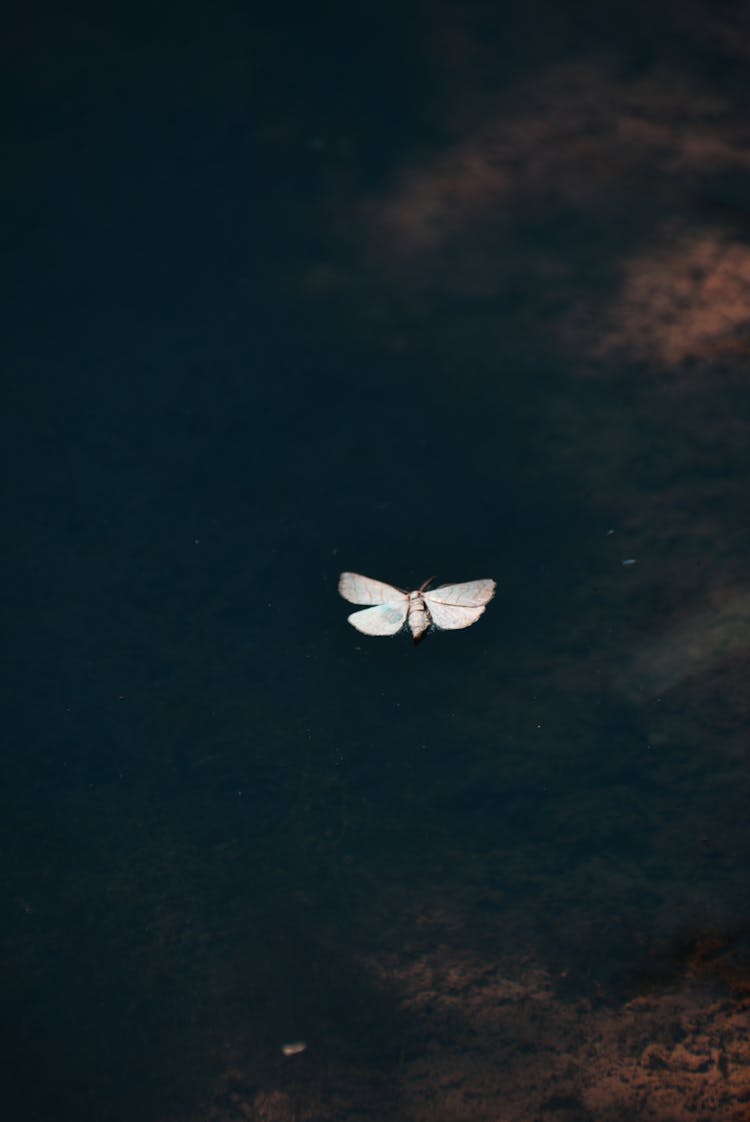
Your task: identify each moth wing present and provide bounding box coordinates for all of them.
[347,601,409,636]
[424,578,496,607]
[338,572,407,606]
[424,600,488,631]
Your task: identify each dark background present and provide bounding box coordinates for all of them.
[4,2,750,1119]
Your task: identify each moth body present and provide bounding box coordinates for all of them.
[407,591,430,644]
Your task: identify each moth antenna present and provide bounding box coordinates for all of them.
[419,575,436,592]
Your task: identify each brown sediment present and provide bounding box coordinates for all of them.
[563,226,750,372]
[204,937,750,1121]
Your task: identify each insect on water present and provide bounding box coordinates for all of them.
[338,572,496,644]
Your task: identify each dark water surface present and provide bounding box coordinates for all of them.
[5,3,750,1119]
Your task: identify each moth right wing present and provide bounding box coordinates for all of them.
[424,578,496,606]
[423,578,496,632]
[338,572,408,606]
[346,601,409,636]
[422,599,487,631]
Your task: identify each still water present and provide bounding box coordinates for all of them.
[5,2,750,1119]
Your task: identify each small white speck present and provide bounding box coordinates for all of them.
[607,529,615,535]
[281,1041,307,1056]
[622,558,638,566]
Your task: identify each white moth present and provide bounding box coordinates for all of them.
[338,572,496,644]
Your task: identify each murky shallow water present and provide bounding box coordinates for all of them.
[5,2,750,1119]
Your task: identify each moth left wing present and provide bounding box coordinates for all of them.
[347,601,409,636]
[338,572,407,606]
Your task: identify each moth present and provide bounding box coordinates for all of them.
[338,572,496,644]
